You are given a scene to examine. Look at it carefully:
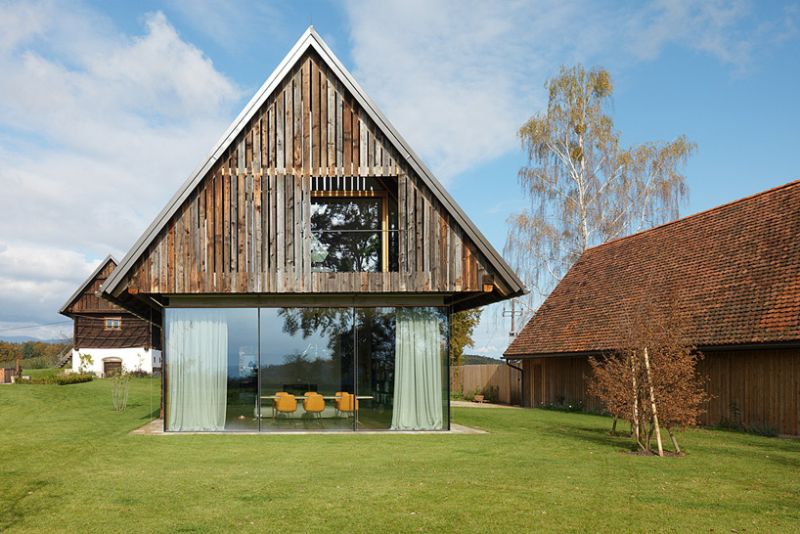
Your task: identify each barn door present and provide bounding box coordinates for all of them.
[103,359,122,377]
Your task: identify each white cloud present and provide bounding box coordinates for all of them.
[166,0,287,52]
[0,243,98,326]
[0,1,242,335]
[343,0,790,182]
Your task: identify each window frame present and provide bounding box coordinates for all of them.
[310,190,390,273]
[104,317,122,331]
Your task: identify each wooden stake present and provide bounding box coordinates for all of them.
[630,351,643,448]
[643,346,664,457]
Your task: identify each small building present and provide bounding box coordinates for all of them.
[99,28,525,432]
[505,180,800,436]
[1,367,16,384]
[59,255,162,377]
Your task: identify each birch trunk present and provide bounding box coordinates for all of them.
[643,347,664,456]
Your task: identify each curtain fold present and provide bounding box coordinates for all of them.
[391,308,444,430]
[167,309,228,431]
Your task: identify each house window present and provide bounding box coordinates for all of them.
[104,317,122,331]
[310,190,398,272]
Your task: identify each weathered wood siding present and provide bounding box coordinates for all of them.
[451,364,522,405]
[521,349,800,435]
[123,50,500,296]
[64,261,124,314]
[74,314,159,350]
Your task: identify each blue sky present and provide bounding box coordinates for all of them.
[0,0,798,353]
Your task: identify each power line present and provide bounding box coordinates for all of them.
[0,321,72,334]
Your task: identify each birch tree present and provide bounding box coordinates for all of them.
[505,65,695,312]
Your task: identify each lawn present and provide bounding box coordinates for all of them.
[1,375,798,533]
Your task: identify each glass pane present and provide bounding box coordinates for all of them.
[165,308,258,432]
[356,307,449,431]
[311,230,382,272]
[259,308,355,431]
[355,308,396,430]
[311,197,383,272]
[311,197,382,230]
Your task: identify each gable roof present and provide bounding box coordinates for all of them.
[102,26,524,298]
[59,255,117,316]
[505,179,800,357]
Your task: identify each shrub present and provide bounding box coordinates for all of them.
[541,400,584,413]
[111,373,131,412]
[483,385,500,403]
[716,417,779,438]
[18,373,94,385]
[55,373,94,385]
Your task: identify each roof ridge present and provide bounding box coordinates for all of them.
[588,178,800,252]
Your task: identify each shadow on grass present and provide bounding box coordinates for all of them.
[0,479,47,531]
[534,419,638,452]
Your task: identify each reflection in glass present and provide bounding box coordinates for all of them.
[356,308,396,429]
[165,308,258,432]
[311,197,383,272]
[166,306,449,432]
[259,308,354,431]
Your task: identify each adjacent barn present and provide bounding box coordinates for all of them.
[100,28,525,432]
[59,255,162,376]
[505,180,800,435]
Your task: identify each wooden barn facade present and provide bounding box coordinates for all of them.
[505,181,800,436]
[59,256,161,376]
[101,28,525,433]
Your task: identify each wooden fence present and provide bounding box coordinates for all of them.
[451,363,522,405]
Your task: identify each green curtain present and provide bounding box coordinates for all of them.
[167,309,228,431]
[391,308,444,430]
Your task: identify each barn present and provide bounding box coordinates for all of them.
[59,255,162,376]
[505,180,800,435]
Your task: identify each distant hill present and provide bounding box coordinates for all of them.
[462,354,504,365]
[0,336,66,344]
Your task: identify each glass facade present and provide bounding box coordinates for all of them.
[165,306,449,432]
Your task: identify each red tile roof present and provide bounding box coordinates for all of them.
[505,180,800,357]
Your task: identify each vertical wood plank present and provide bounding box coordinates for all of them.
[302,57,311,176]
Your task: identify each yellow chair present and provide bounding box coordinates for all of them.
[337,392,358,417]
[303,393,325,418]
[274,394,297,417]
[272,391,289,416]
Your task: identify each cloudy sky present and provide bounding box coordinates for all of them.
[0,1,798,353]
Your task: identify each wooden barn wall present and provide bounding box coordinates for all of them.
[74,314,160,351]
[124,50,497,295]
[66,262,124,314]
[521,349,800,435]
[698,348,799,436]
[521,357,603,412]
[450,364,522,405]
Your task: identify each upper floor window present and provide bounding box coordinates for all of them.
[310,178,398,273]
[104,317,122,331]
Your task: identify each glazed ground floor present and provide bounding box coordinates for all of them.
[516,347,800,435]
[163,305,450,432]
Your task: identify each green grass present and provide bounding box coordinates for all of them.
[1,379,798,533]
